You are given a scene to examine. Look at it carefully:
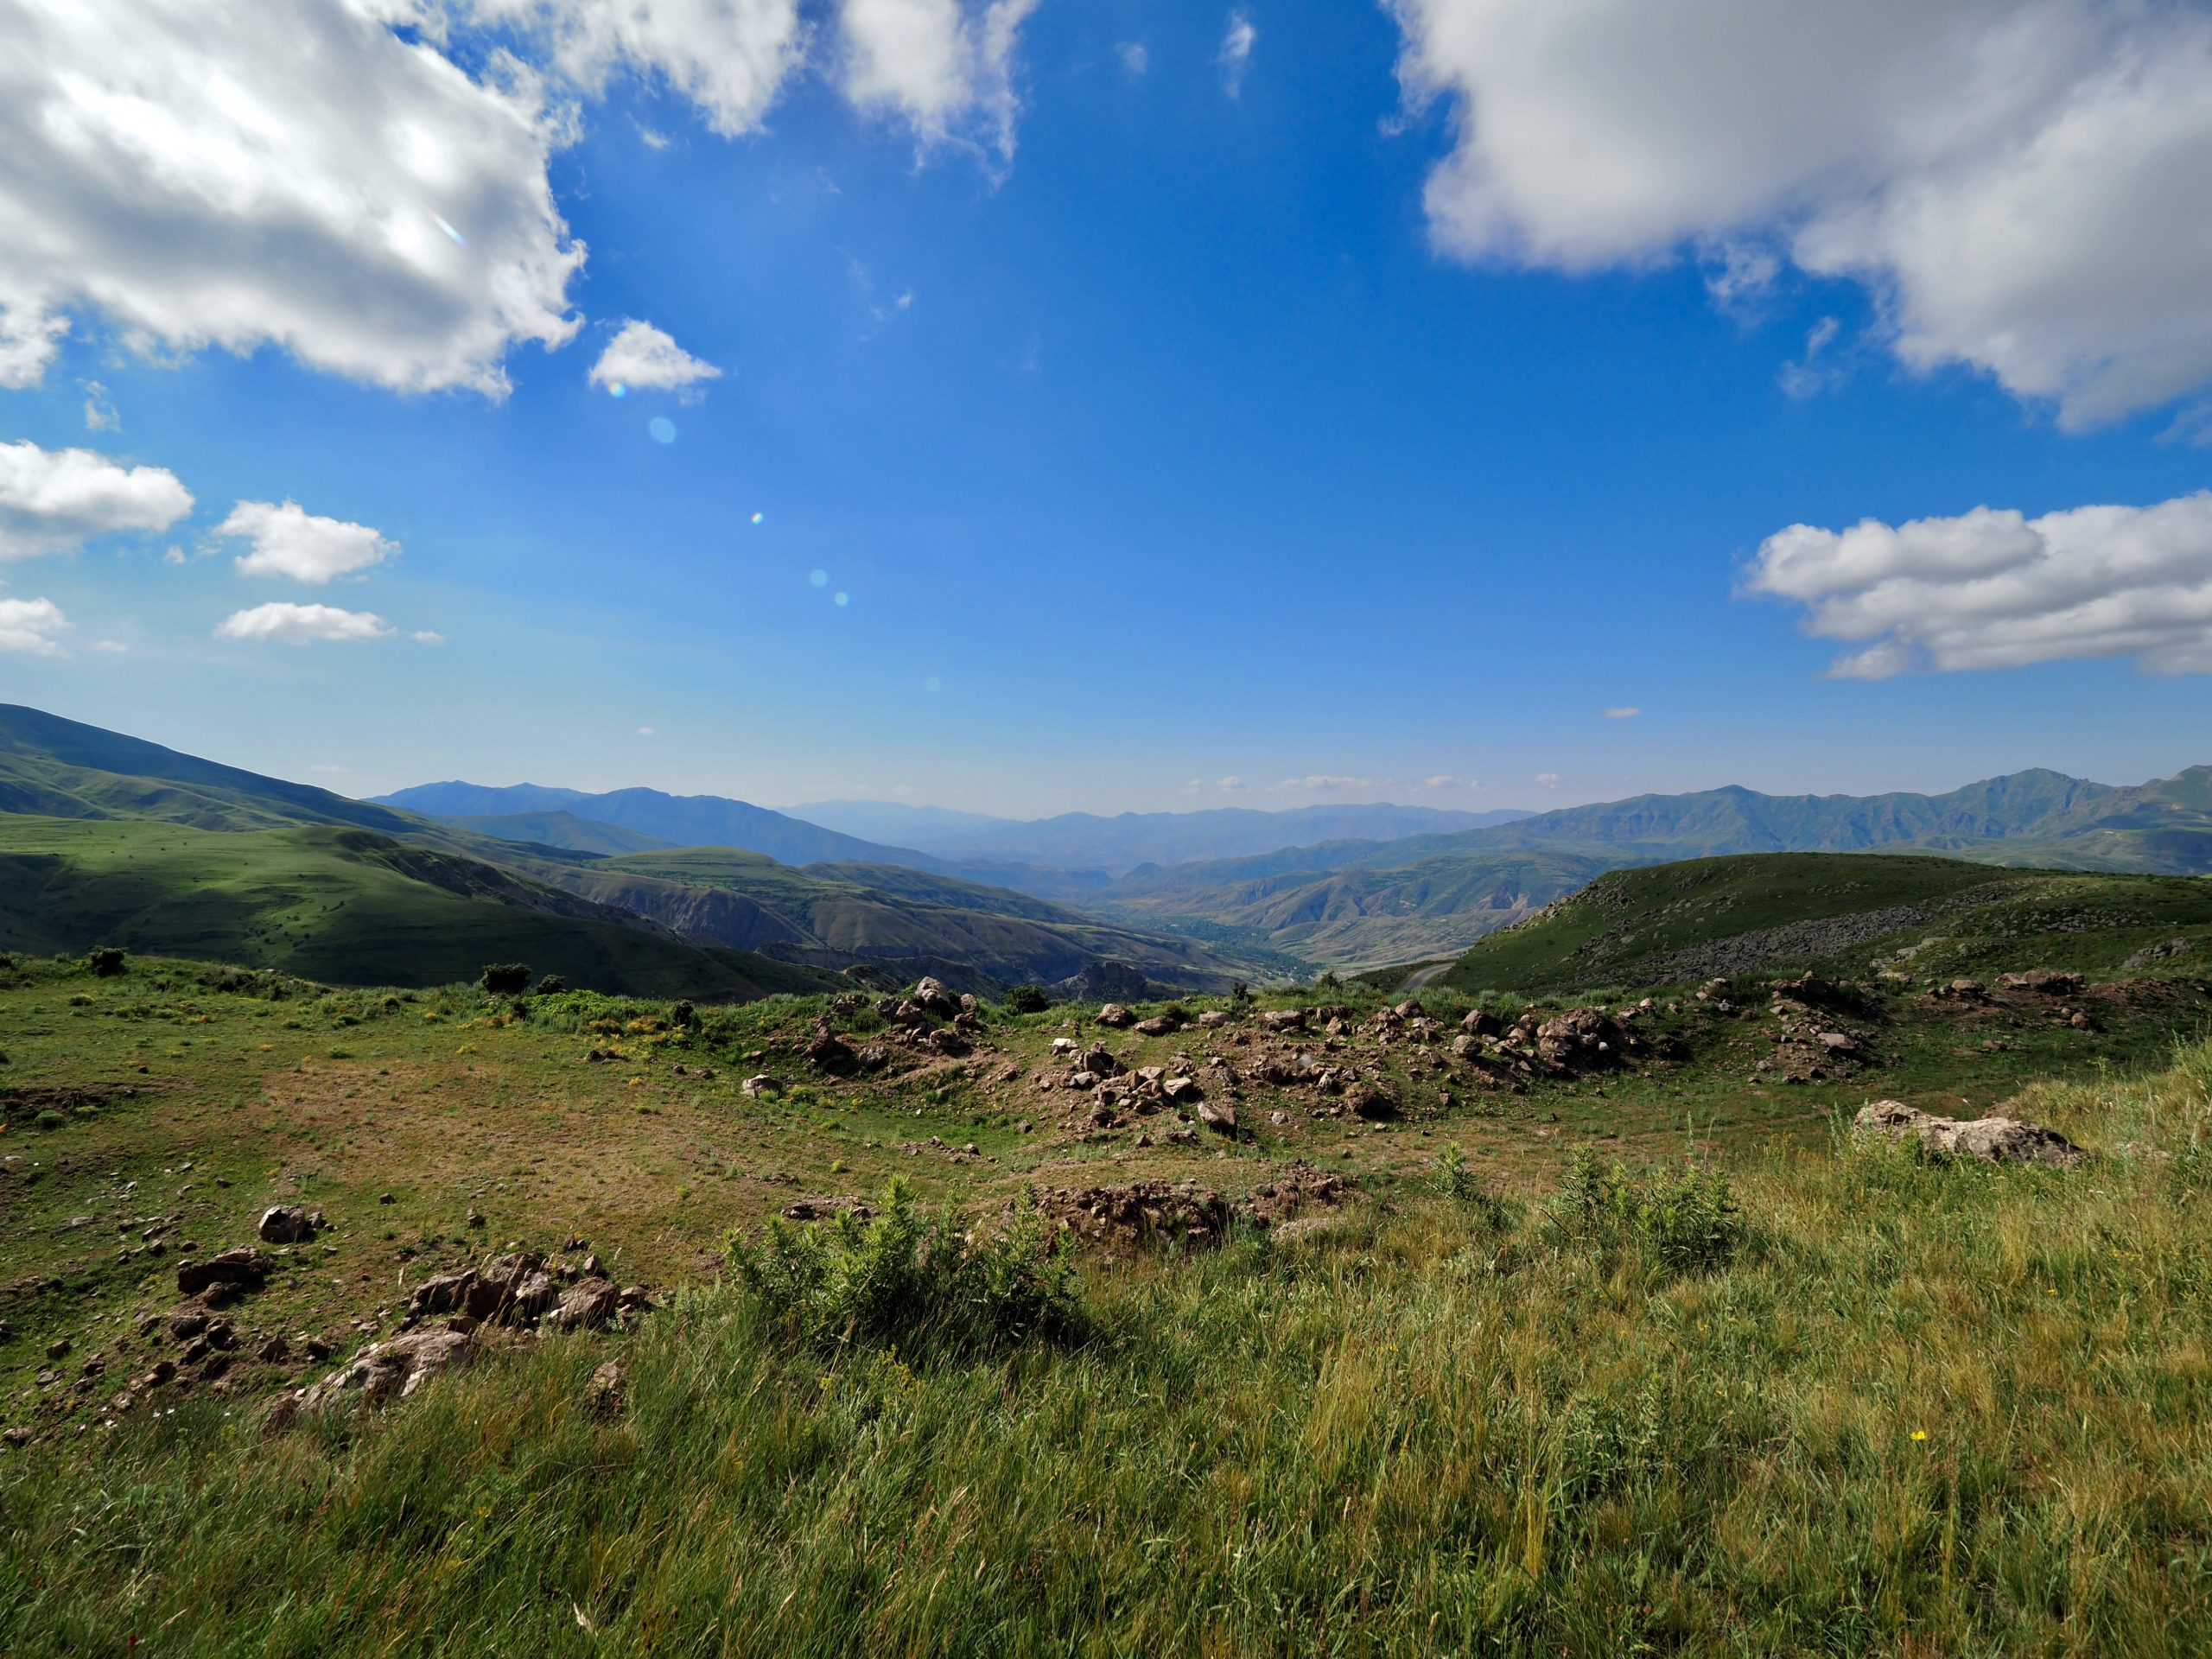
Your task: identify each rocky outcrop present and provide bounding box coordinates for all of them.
[1854,1101,2086,1167]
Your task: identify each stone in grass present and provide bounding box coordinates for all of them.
[1854,1101,2086,1168]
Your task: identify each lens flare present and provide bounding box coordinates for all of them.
[924,675,941,693]
[835,591,849,607]
[432,213,467,247]
[750,512,764,524]
[608,381,628,399]
[810,569,828,588]
[648,416,676,444]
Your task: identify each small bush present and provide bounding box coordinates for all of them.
[35,1109,67,1132]
[1430,1141,1511,1229]
[728,1178,1084,1359]
[1547,1147,1745,1278]
[534,974,567,995]
[1002,984,1050,1015]
[87,946,127,977]
[479,963,531,996]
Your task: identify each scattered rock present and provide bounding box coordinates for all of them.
[270,1327,476,1427]
[1854,1100,2086,1168]
[175,1247,270,1298]
[256,1205,321,1244]
[1196,1097,1237,1136]
[742,1075,783,1098]
[1096,1003,1136,1029]
[583,1359,626,1418]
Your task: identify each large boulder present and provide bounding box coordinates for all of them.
[1854,1101,2086,1168]
[1096,1003,1137,1029]
[912,977,958,1019]
[176,1247,270,1299]
[257,1205,321,1243]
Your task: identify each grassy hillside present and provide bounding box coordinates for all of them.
[1085,767,2212,971]
[561,847,1243,992]
[445,810,672,857]
[1443,851,2212,997]
[0,702,442,838]
[1105,846,1618,969]
[0,817,836,999]
[3,947,2211,1652]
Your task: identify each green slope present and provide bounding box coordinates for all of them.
[1440,852,2212,997]
[556,847,1241,991]
[445,810,673,856]
[0,817,836,999]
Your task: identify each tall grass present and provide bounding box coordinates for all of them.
[6,1046,2212,1655]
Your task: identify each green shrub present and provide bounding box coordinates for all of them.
[533,974,567,995]
[86,946,127,977]
[1547,1146,1745,1277]
[728,1178,1084,1359]
[35,1109,67,1132]
[479,963,531,995]
[1002,983,1050,1015]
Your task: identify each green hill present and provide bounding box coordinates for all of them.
[445,810,673,857]
[1440,852,2212,997]
[560,847,1240,991]
[0,817,836,999]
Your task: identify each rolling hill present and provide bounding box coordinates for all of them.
[0,706,1243,995]
[0,817,836,999]
[379,781,942,871]
[1077,766,2212,969]
[1438,852,2212,998]
[544,848,1240,992]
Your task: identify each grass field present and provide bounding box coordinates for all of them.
[4,924,2212,1653]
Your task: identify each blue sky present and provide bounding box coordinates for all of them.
[4,0,2211,816]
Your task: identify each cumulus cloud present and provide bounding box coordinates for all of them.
[839,0,1041,161]
[588,319,722,396]
[1534,772,1560,789]
[0,439,194,560]
[412,629,446,645]
[1219,10,1255,97]
[215,601,393,644]
[0,0,588,397]
[463,0,804,137]
[1601,706,1642,719]
[1388,0,2212,425]
[0,596,68,653]
[1217,775,1246,792]
[1116,40,1148,75]
[217,499,397,583]
[1746,492,2212,677]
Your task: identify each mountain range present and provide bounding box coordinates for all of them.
[9,702,2211,987]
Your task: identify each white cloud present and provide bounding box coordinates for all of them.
[1534,772,1560,789]
[638,724,657,735]
[0,439,194,560]
[1388,0,2212,426]
[838,0,1041,161]
[1219,10,1255,97]
[588,319,722,396]
[412,629,446,645]
[162,545,186,565]
[1777,315,1847,401]
[1116,40,1148,75]
[1601,706,1642,719]
[215,601,392,644]
[217,499,396,583]
[0,596,68,654]
[81,380,118,432]
[309,763,350,773]
[463,0,804,137]
[1747,492,2212,677]
[92,639,128,653]
[1217,775,1246,792]
[1179,778,1204,794]
[0,0,588,397]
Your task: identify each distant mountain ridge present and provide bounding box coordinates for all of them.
[779,800,1535,873]
[376,781,944,872]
